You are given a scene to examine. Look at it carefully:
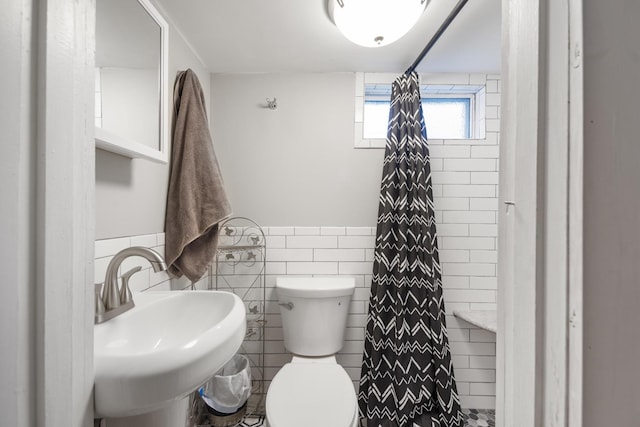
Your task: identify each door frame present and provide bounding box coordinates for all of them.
[497,0,583,426]
[1,0,96,425]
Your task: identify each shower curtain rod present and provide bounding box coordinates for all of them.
[405,0,470,75]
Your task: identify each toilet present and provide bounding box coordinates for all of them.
[266,277,358,427]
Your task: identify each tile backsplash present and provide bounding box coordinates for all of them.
[95,232,171,292]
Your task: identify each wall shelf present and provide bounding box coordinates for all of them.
[453,309,497,333]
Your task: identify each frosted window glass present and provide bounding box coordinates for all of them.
[363,102,391,139]
[422,99,470,139]
[363,98,471,140]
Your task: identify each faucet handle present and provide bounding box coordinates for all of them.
[119,266,142,305]
[95,283,106,316]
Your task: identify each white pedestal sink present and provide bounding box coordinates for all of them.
[94,290,246,426]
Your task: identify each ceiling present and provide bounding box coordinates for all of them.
[153,0,501,74]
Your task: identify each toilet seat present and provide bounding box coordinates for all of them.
[266,362,357,427]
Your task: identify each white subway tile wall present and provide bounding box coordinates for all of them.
[93,75,499,411]
[93,232,204,293]
[259,223,497,410]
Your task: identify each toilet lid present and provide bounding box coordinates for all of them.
[267,363,356,427]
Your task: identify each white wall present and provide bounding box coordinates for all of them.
[95,0,211,239]
[210,73,383,226]
[583,1,640,425]
[210,72,501,408]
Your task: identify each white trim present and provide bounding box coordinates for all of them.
[567,0,584,425]
[95,127,168,163]
[498,0,583,426]
[542,0,570,425]
[35,0,95,425]
[1,0,38,424]
[498,0,543,426]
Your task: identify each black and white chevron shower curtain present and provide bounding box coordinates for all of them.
[358,72,462,427]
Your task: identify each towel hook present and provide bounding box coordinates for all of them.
[265,98,277,110]
[504,200,516,214]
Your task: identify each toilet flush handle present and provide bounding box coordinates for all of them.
[278,302,294,310]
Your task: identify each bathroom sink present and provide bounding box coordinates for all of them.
[94,291,246,418]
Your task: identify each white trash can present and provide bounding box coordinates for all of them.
[199,354,252,417]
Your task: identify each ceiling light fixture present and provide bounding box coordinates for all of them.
[328,0,429,48]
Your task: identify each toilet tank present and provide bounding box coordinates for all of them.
[276,277,355,357]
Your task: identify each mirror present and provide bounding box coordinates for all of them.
[95,0,169,163]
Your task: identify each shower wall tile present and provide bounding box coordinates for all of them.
[443,158,497,172]
[437,224,470,237]
[434,197,470,211]
[432,171,472,184]
[471,172,499,185]
[338,235,376,249]
[470,277,498,289]
[470,356,497,369]
[470,250,498,263]
[470,224,498,237]
[471,146,500,159]
[470,198,499,211]
[262,220,497,409]
[442,237,495,250]
[441,184,496,198]
[443,210,495,224]
[430,145,471,158]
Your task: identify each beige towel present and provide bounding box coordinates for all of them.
[165,69,231,282]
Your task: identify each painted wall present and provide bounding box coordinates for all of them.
[210,73,383,226]
[95,0,211,239]
[583,1,640,425]
[210,72,501,408]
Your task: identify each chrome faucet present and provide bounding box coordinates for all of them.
[95,246,168,324]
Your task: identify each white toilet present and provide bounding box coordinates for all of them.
[266,277,359,427]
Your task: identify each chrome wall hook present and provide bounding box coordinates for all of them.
[266,97,277,110]
[504,200,516,214]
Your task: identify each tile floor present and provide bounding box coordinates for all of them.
[233,409,495,427]
[461,409,495,427]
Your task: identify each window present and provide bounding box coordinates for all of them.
[362,84,484,141]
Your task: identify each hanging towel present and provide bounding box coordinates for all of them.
[165,69,231,282]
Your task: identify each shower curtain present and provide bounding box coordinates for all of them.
[358,72,462,427]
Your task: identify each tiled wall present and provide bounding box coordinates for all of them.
[94,232,206,293]
[259,223,497,410]
[94,224,496,410]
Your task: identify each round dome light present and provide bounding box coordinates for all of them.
[328,0,429,47]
